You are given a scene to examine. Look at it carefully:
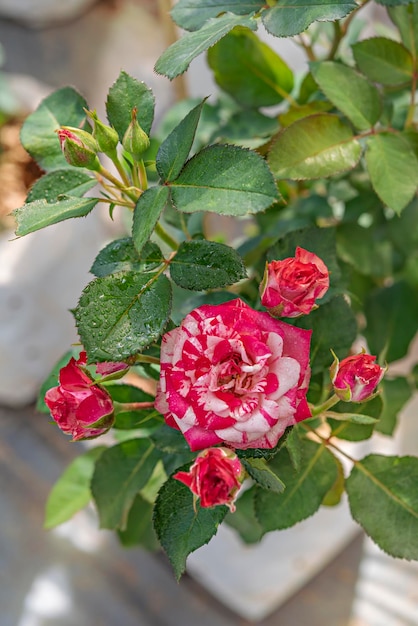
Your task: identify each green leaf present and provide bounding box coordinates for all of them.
[310,61,381,130]
[45,446,106,529]
[242,458,285,493]
[262,0,357,38]
[327,396,382,441]
[153,474,227,579]
[224,487,264,544]
[154,13,257,79]
[105,383,155,404]
[279,101,333,127]
[268,113,362,180]
[20,87,88,171]
[388,4,418,54]
[296,296,358,373]
[132,186,170,255]
[337,223,392,278]
[217,109,280,148]
[170,240,247,290]
[171,0,265,31]
[74,271,172,362]
[322,456,345,507]
[91,238,163,278]
[156,100,205,181]
[207,27,294,108]
[106,70,155,140]
[26,170,96,203]
[364,281,418,363]
[346,454,418,560]
[117,493,159,550]
[365,133,418,214]
[352,37,414,86]
[169,144,279,215]
[14,196,99,236]
[376,377,413,436]
[91,438,160,529]
[255,440,339,531]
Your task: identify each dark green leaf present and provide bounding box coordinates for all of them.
[268,113,362,180]
[156,100,205,181]
[20,87,88,171]
[310,61,381,130]
[74,271,172,362]
[169,144,279,215]
[132,186,170,255]
[255,440,339,531]
[365,133,418,214]
[91,438,160,529]
[296,296,358,373]
[14,196,99,236]
[91,238,163,278]
[262,0,356,37]
[207,27,294,108]
[388,4,418,54]
[26,170,96,203]
[154,13,257,79]
[346,454,418,560]
[376,377,413,436]
[171,0,265,30]
[224,487,264,544]
[242,458,285,493]
[352,37,414,85]
[117,493,159,550]
[216,109,279,148]
[45,446,106,529]
[114,410,162,431]
[153,474,227,579]
[337,223,392,278]
[364,281,418,362]
[170,240,247,290]
[106,70,154,140]
[105,383,154,404]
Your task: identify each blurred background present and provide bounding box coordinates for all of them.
[0,1,417,625]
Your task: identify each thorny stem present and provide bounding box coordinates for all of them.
[97,165,139,202]
[302,422,358,464]
[98,197,135,209]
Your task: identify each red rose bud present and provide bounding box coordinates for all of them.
[330,352,386,403]
[174,447,244,511]
[260,247,329,318]
[44,351,114,441]
[85,109,119,157]
[122,107,150,160]
[57,127,101,171]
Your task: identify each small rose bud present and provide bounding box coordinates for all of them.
[260,247,329,318]
[85,108,119,157]
[57,126,101,171]
[122,107,150,160]
[174,447,244,512]
[330,351,386,403]
[44,351,114,440]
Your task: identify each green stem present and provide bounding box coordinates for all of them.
[327,21,342,60]
[114,401,155,412]
[97,165,139,202]
[135,354,161,365]
[98,197,135,209]
[302,423,357,464]
[405,71,417,129]
[109,152,132,188]
[138,160,148,191]
[311,393,341,417]
[155,222,179,250]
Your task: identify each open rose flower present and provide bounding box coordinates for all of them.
[155,299,312,451]
[45,352,114,441]
[260,247,329,318]
[174,447,244,511]
[330,352,386,403]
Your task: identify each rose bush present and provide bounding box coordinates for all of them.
[331,352,386,403]
[174,447,244,511]
[44,352,114,440]
[155,298,312,451]
[260,247,329,318]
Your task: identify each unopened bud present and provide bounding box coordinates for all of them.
[57,127,101,171]
[122,108,150,160]
[85,109,119,157]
